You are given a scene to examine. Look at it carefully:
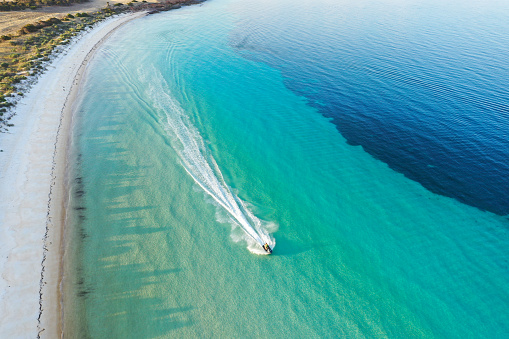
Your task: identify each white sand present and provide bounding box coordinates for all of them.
[0,12,145,338]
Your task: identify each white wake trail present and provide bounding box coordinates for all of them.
[140,68,275,254]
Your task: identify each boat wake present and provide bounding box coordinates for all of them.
[140,68,276,254]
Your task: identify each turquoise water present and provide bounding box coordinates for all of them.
[65,0,509,337]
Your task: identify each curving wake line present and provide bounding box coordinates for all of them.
[140,67,275,254]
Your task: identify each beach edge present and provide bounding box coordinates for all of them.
[39,12,147,338]
[0,12,145,338]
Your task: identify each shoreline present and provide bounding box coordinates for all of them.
[0,12,146,338]
[41,12,148,338]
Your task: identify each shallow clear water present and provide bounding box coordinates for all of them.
[65,0,509,337]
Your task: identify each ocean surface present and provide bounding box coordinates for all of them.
[64,0,509,337]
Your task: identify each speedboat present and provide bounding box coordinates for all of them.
[262,243,272,254]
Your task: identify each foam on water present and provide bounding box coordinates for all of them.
[64,1,509,337]
[140,67,275,254]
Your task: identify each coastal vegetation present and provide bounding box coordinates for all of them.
[0,0,203,132]
[0,0,89,12]
[0,8,118,130]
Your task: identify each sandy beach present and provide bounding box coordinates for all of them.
[0,12,145,338]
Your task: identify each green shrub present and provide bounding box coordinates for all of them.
[20,24,38,34]
[35,21,49,28]
[46,17,62,24]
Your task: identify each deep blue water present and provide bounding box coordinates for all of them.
[230,0,509,215]
[65,0,509,337]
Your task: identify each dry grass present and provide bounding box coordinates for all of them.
[0,6,121,127]
[0,0,203,129]
[0,0,160,35]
